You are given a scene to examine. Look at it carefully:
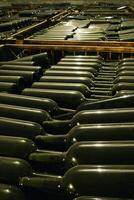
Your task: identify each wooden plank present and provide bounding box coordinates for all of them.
[5,43,134,53]
[23,39,134,47]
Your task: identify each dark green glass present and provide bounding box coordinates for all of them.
[0,93,72,116]
[0,117,44,139]
[0,157,32,185]
[31,82,91,97]
[119,62,134,66]
[120,58,134,63]
[39,76,94,88]
[117,71,134,77]
[43,108,134,134]
[114,76,134,84]
[57,61,101,70]
[0,103,51,124]
[0,82,18,93]
[50,66,98,75]
[117,66,134,73]
[112,83,134,95]
[0,61,36,66]
[36,123,134,150]
[22,89,86,109]
[115,90,134,97]
[44,70,94,79]
[0,136,37,158]
[77,94,134,112]
[0,65,42,76]
[0,184,25,200]
[16,52,48,62]
[0,70,37,84]
[29,141,134,173]
[119,57,134,62]
[20,165,134,198]
[64,55,102,59]
[61,57,102,63]
[74,196,133,200]
[0,76,25,87]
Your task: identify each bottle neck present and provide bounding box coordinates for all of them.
[35,135,67,151]
[54,110,75,120]
[43,120,71,134]
[29,151,65,167]
[56,107,75,116]
[20,175,62,193]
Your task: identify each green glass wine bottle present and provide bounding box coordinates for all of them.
[36,123,134,151]
[43,108,134,134]
[0,103,51,124]
[0,156,48,185]
[0,93,73,116]
[74,196,133,200]
[29,141,134,174]
[0,184,25,200]
[20,165,134,198]
[0,117,44,139]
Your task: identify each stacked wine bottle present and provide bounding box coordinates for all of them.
[0,18,32,39]
[0,51,134,200]
[28,16,134,42]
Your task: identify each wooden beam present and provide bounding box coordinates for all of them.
[5,43,134,53]
[23,39,134,47]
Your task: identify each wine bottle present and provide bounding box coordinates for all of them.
[0,82,18,93]
[61,57,102,63]
[0,103,51,124]
[57,61,101,70]
[0,61,37,66]
[112,83,134,94]
[95,77,113,82]
[115,90,134,97]
[0,136,37,158]
[17,52,49,67]
[39,76,94,88]
[16,52,48,62]
[114,76,134,84]
[119,58,134,64]
[31,82,91,97]
[0,184,25,200]
[0,117,44,139]
[50,66,98,75]
[117,66,134,73]
[76,94,134,112]
[0,134,71,176]
[36,123,134,151]
[20,165,134,198]
[118,62,134,67]
[117,71,134,77]
[74,196,133,200]
[0,156,44,185]
[102,73,115,79]
[0,76,25,87]
[0,65,42,76]
[0,93,73,116]
[51,94,134,119]
[64,55,102,59]
[43,108,134,134]
[44,70,94,79]
[0,70,38,85]
[0,22,13,31]
[22,89,93,109]
[29,141,134,173]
